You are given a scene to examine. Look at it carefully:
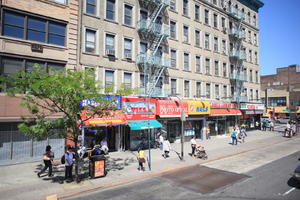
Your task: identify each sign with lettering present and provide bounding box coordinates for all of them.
[80,96,121,110]
[240,103,264,110]
[187,100,210,115]
[122,97,156,120]
[156,100,188,117]
[211,103,238,109]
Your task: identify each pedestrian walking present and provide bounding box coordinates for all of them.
[206,126,211,139]
[159,134,164,151]
[136,148,145,171]
[255,121,260,130]
[262,120,267,131]
[239,127,246,143]
[64,146,74,181]
[162,139,171,158]
[269,121,274,131]
[231,127,238,145]
[190,136,197,157]
[37,145,54,177]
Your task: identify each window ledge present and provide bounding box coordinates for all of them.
[182,14,190,19]
[194,19,201,23]
[169,37,178,42]
[104,19,119,25]
[0,36,67,50]
[83,13,101,19]
[183,69,192,72]
[183,41,190,45]
[122,24,135,29]
[38,0,68,8]
[195,45,202,49]
[121,58,135,63]
[169,9,178,14]
[82,52,99,56]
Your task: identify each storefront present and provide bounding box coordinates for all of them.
[240,103,265,129]
[186,100,210,140]
[156,99,188,143]
[122,97,162,150]
[80,96,125,151]
[208,103,242,135]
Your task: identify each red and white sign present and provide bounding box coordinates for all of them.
[122,97,157,120]
[80,110,125,126]
[156,100,188,117]
[211,103,238,109]
[240,103,264,110]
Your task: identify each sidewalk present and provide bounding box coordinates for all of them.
[0,130,297,200]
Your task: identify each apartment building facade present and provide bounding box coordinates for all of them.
[0,0,79,163]
[78,0,263,150]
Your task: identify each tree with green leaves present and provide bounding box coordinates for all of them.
[0,65,132,182]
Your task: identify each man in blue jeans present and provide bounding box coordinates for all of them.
[231,127,238,145]
[64,146,74,181]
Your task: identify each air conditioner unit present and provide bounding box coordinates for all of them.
[106,50,115,56]
[125,53,132,60]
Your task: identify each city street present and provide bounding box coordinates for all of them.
[64,136,300,200]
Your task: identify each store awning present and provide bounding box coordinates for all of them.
[81,110,126,126]
[127,120,162,130]
[85,119,126,126]
[209,109,242,116]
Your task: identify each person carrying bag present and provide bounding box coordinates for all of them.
[37,145,54,177]
[136,148,145,171]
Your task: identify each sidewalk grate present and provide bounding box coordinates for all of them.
[161,165,249,194]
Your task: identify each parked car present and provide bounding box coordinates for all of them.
[276,117,290,124]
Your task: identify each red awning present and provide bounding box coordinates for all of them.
[209,109,242,116]
[81,110,126,126]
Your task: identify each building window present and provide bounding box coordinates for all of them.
[196,82,201,97]
[255,71,259,83]
[250,89,253,100]
[256,90,259,100]
[84,66,97,80]
[105,70,114,90]
[195,30,200,47]
[204,9,209,25]
[221,17,225,29]
[124,4,133,26]
[254,51,258,64]
[223,85,227,99]
[205,58,210,75]
[244,68,248,81]
[206,83,211,98]
[214,60,219,76]
[183,0,189,16]
[105,33,115,52]
[195,4,200,21]
[124,38,132,59]
[242,28,246,41]
[223,62,227,77]
[171,49,177,68]
[140,74,145,87]
[124,72,132,89]
[106,0,115,21]
[85,29,96,53]
[184,53,189,71]
[244,88,248,97]
[184,80,190,97]
[195,56,201,73]
[86,0,97,15]
[3,10,66,46]
[249,49,252,63]
[254,33,257,45]
[249,69,253,82]
[139,42,147,54]
[212,0,217,5]
[213,13,218,28]
[222,39,226,54]
[214,37,218,52]
[140,10,148,21]
[215,84,219,99]
[247,12,251,23]
[205,33,210,50]
[248,30,251,43]
[253,15,257,26]
[170,21,176,39]
[170,0,176,10]
[171,79,177,95]
[183,25,189,43]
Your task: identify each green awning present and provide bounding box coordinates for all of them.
[127,120,162,130]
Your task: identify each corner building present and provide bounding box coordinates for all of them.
[79,0,263,148]
[0,0,79,163]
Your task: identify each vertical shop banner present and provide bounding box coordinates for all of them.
[156,100,188,117]
[187,100,210,115]
[122,97,156,120]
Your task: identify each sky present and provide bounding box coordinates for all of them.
[258,0,300,75]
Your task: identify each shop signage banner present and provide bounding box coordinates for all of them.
[80,110,125,126]
[122,97,156,120]
[94,160,105,177]
[211,103,238,109]
[156,100,188,117]
[187,100,210,115]
[240,103,264,110]
[80,96,121,110]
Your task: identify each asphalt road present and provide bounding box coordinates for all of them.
[65,143,300,200]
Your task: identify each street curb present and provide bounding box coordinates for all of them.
[47,136,294,200]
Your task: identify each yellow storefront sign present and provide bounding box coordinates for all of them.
[187,100,210,115]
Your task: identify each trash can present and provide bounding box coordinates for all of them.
[89,155,106,178]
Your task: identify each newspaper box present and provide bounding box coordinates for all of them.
[90,155,106,178]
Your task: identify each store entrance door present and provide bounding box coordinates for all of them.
[194,120,203,139]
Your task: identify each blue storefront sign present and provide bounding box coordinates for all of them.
[80,95,121,109]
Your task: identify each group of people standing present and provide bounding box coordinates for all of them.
[231,126,247,145]
[37,145,74,182]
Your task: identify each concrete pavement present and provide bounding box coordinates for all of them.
[0,129,298,200]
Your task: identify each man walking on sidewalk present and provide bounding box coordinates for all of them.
[231,127,238,145]
[64,146,74,182]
